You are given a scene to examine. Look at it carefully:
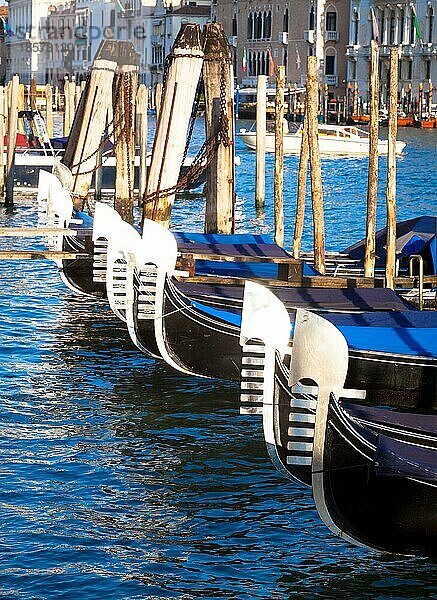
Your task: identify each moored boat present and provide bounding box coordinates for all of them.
[238,123,406,156]
[241,293,437,556]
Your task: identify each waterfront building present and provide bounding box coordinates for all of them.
[6,0,57,83]
[46,1,75,84]
[215,0,349,96]
[0,5,8,84]
[346,0,436,106]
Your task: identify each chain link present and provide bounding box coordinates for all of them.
[143,53,231,216]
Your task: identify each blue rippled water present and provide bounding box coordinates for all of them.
[0,123,436,599]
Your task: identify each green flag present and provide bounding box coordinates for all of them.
[411,5,424,46]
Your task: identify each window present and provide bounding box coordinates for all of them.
[247,13,253,39]
[353,9,359,45]
[283,7,289,32]
[407,60,412,79]
[283,49,287,70]
[379,9,385,43]
[409,11,415,44]
[425,60,431,79]
[428,6,434,43]
[389,10,395,44]
[399,9,405,43]
[264,11,272,38]
[325,54,335,75]
[232,14,237,36]
[326,11,336,32]
[110,10,115,28]
[309,5,315,29]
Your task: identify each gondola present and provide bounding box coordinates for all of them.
[115,220,436,410]
[40,170,305,298]
[239,290,437,555]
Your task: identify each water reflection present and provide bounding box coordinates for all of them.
[0,127,436,598]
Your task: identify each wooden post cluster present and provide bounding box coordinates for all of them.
[385,47,398,290]
[364,40,380,277]
[203,22,235,234]
[255,74,267,211]
[274,65,285,247]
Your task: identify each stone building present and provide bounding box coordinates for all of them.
[215,0,349,96]
[346,0,436,105]
[6,0,57,83]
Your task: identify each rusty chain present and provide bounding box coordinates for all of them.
[69,72,125,175]
[143,51,231,217]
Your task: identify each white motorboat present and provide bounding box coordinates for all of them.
[238,123,406,156]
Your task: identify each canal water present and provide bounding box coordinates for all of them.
[0,124,436,598]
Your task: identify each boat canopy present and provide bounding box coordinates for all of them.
[344,216,437,275]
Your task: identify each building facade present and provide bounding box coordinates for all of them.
[346,0,436,105]
[6,0,58,83]
[215,0,349,96]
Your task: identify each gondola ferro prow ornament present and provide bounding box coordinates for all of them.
[240,280,291,415]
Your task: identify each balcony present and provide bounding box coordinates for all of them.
[401,44,414,57]
[228,35,237,47]
[119,9,135,19]
[324,74,338,85]
[303,29,314,44]
[325,30,338,42]
[151,35,162,45]
[278,31,288,45]
[379,45,391,57]
[422,42,437,55]
[346,45,360,58]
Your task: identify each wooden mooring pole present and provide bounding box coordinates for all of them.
[292,99,309,258]
[203,22,235,234]
[143,24,204,227]
[45,84,53,138]
[307,56,325,274]
[62,40,118,201]
[17,83,25,134]
[114,53,139,223]
[385,48,398,290]
[155,83,163,119]
[136,84,149,205]
[5,75,19,207]
[274,65,285,247]
[29,78,37,111]
[0,86,4,197]
[364,40,380,277]
[255,74,267,212]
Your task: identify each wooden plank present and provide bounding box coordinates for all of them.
[0,251,90,260]
[0,227,80,237]
[174,273,389,289]
[178,251,301,264]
